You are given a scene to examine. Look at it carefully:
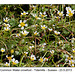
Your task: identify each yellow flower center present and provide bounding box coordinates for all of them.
[68,13,73,17]
[5,24,8,27]
[41,14,45,17]
[23,33,27,36]
[42,27,46,30]
[4,19,8,22]
[39,58,43,62]
[1,49,5,52]
[52,51,54,54]
[72,65,74,67]
[30,57,34,61]
[45,57,48,61]
[7,57,12,60]
[68,57,71,60]
[24,53,27,56]
[20,15,22,17]
[23,13,26,15]
[35,16,38,19]
[73,50,75,53]
[59,13,63,16]
[55,33,58,35]
[20,22,25,27]
[5,29,9,31]
[17,34,20,36]
[68,9,71,13]
[34,33,37,35]
[4,7,6,10]
[6,64,9,66]
[56,17,59,19]
[11,49,14,54]
[12,62,17,65]
[35,25,38,27]
[70,61,73,64]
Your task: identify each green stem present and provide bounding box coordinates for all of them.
[19,54,24,67]
[1,52,3,63]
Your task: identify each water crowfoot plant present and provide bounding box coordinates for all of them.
[0,4,75,67]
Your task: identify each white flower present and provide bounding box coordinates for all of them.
[3,17,10,22]
[42,43,46,48]
[39,57,44,63]
[6,55,14,62]
[44,57,48,61]
[65,58,68,61]
[34,31,39,35]
[32,24,39,27]
[0,22,1,24]
[29,46,34,49]
[4,23,10,27]
[42,43,46,45]
[18,20,28,30]
[40,12,47,17]
[72,48,75,53]
[54,31,60,35]
[71,37,75,43]
[42,48,45,51]
[48,28,53,31]
[11,58,19,65]
[1,48,5,52]
[65,55,73,61]
[30,54,36,61]
[29,46,32,49]
[72,64,74,67]
[4,27,10,31]
[50,50,54,54]
[53,24,55,26]
[66,7,74,17]
[58,40,63,44]
[16,33,21,37]
[31,13,41,19]
[69,60,74,65]
[57,11,64,16]
[66,7,73,13]
[5,62,10,66]
[21,11,28,15]
[55,16,60,19]
[65,55,69,58]
[41,25,47,30]
[21,30,29,36]
[6,55,14,58]
[71,55,73,58]
[32,46,34,48]
[24,52,28,56]
[32,5,36,8]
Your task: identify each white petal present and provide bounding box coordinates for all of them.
[20,20,22,23]
[23,20,27,23]
[21,27,24,30]
[18,24,21,27]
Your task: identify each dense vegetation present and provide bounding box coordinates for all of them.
[0,4,75,67]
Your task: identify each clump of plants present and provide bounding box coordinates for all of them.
[0,4,75,67]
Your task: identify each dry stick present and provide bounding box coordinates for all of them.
[11,28,21,33]
[52,30,68,42]
[57,49,71,56]
[59,34,68,42]
[63,26,74,35]
[48,55,52,59]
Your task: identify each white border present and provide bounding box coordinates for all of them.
[0,1,75,75]
[0,0,75,4]
[0,67,75,75]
